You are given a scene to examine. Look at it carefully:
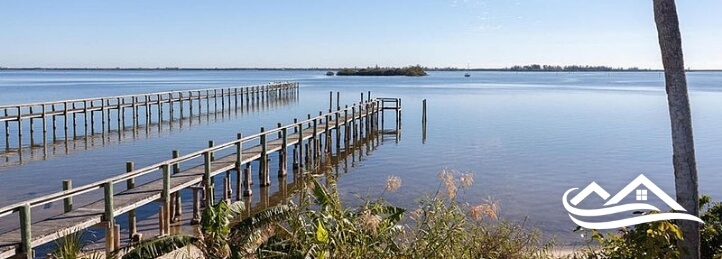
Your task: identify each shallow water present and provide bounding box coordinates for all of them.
[1,70,721,245]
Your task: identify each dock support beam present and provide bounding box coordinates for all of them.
[126,162,138,240]
[103,181,115,257]
[19,204,32,259]
[63,180,73,213]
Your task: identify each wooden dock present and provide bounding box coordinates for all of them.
[0,82,299,154]
[0,90,401,259]
[1,84,298,168]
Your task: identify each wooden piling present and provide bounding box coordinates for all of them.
[126,161,137,238]
[296,121,303,168]
[19,204,32,259]
[161,164,171,235]
[259,127,270,186]
[103,181,115,257]
[203,151,213,207]
[235,133,243,201]
[4,110,10,149]
[189,186,201,225]
[243,163,252,197]
[62,180,73,212]
[279,126,288,177]
[172,150,181,223]
[29,107,35,146]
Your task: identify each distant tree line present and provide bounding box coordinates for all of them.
[506,64,649,71]
[336,65,427,76]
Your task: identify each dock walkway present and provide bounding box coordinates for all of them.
[0,92,401,259]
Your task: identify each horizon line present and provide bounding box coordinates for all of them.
[1,66,720,72]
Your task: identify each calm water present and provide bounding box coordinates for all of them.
[1,70,722,245]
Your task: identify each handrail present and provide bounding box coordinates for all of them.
[0,81,296,110]
[0,98,380,217]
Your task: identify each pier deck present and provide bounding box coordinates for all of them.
[0,92,401,259]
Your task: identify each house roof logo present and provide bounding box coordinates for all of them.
[562,174,703,229]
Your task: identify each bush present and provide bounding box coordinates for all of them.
[574,195,722,259]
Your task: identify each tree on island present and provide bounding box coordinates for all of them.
[336,65,427,76]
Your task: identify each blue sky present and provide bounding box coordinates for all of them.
[1,1,720,69]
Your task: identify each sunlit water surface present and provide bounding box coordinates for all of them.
[1,70,721,245]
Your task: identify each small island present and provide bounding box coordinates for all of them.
[336,65,427,76]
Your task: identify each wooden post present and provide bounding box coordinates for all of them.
[113,224,120,251]
[422,99,427,126]
[243,163,252,197]
[17,106,22,151]
[172,150,181,223]
[189,92,194,116]
[329,91,333,112]
[117,97,123,131]
[29,107,35,146]
[336,92,340,111]
[190,186,201,225]
[259,127,270,186]
[169,93,174,121]
[179,92,184,119]
[203,151,213,207]
[63,180,73,212]
[277,122,282,139]
[335,112,340,153]
[364,102,371,137]
[206,90,210,114]
[19,204,32,259]
[279,126,288,177]
[343,105,351,147]
[132,97,138,128]
[157,94,162,124]
[224,171,231,201]
[214,89,218,111]
[352,105,358,143]
[198,91,203,115]
[161,164,171,235]
[297,121,303,168]
[103,181,115,257]
[41,105,47,152]
[312,118,318,164]
[145,96,150,125]
[126,161,137,238]
[52,105,58,142]
[235,133,243,201]
[5,109,11,149]
[72,102,77,138]
[208,140,215,161]
[325,115,331,154]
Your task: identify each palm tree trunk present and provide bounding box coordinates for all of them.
[652,0,699,257]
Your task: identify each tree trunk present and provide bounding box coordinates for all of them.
[652,0,699,257]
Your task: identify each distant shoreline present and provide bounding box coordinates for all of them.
[0,67,720,72]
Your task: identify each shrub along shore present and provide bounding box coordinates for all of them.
[49,169,722,259]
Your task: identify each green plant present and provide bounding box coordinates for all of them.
[122,200,245,259]
[122,169,554,258]
[574,195,722,259]
[49,230,103,259]
[700,195,722,259]
[574,211,683,259]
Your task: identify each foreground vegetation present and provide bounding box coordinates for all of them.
[49,170,722,259]
[336,65,427,76]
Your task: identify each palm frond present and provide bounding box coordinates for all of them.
[121,235,197,259]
